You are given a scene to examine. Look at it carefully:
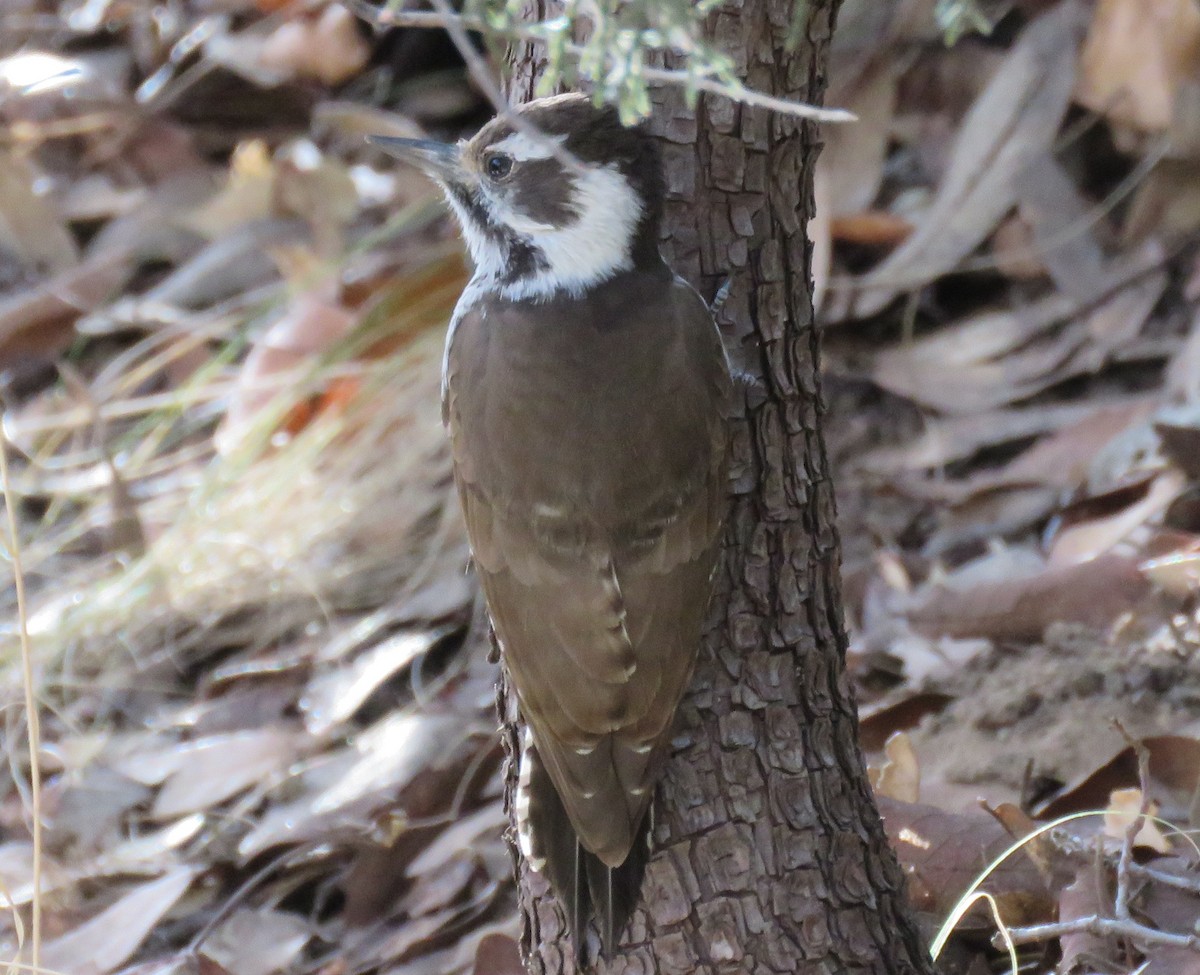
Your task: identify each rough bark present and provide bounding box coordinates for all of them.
[496,3,939,972]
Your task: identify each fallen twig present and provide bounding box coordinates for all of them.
[1114,733,1153,922]
[1129,862,1200,895]
[1005,916,1200,952]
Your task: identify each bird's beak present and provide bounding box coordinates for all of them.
[368,136,462,181]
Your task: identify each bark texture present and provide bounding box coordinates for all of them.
[496,3,938,972]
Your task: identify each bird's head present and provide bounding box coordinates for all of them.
[371,93,665,301]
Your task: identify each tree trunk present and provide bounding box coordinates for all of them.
[498,3,938,972]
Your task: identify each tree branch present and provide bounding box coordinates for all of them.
[341,1,857,124]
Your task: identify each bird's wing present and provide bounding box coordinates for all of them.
[445,283,730,944]
[450,284,729,856]
[465,502,723,853]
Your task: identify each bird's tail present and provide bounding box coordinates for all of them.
[517,734,651,966]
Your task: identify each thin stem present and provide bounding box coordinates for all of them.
[1114,738,1153,922]
[1,427,41,970]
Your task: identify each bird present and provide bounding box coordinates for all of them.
[371,93,731,962]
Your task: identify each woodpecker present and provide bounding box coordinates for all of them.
[372,94,731,960]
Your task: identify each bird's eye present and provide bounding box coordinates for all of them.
[485,153,514,180]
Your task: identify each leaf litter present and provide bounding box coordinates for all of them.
[825,0,1200,969]
[0,1,1197,974]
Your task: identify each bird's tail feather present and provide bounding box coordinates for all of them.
[522,739,652,966]
[583,817,651,956]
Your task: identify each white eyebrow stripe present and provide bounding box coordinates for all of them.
[488,130,567,162]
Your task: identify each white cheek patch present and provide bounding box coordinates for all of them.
[487,130,567,162]
[498,162,643,302]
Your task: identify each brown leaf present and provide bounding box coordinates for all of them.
[1058,867,1114,974]
[405,802,506,879]
[201,909,311,975]
[300,630,442,738]
[870,244,1164,415]
[1126,158,1200,243]
[877,796,1054,926]
[151,729,301,819]
[41,867,198,975]
[0,249,132,369]
[1155,412,1200,479]
[830,211,914,246]
[1011,153,1108,301]
[473,934,524,975]
[811,161,832,314]
[1076,0,1200,132]
[1048,470,1186,567]
[874,732,921,803]
[1138,859,1200,933]
[238,714,478,858]
[0,149,79,274]
[1103,787,1172,852]
[1034,735,1200,821]
[258,5,371,87]
[1143,950,1200,975]
[990,213,1046,279]
[858,691,954,752]
[215,286,357,455]
[860,400,1120,475]
[841,1,1087,319]
[908,553,1151,640]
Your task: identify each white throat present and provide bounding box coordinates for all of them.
[452,162,644,302]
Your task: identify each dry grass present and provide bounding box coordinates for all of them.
[2,415,41,972]
[0,215,474,971]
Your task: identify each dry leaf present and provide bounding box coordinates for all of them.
[259,5,371,87]
[908,553,1150,640]
[0,149,79,275]
[1138,864,1200,975]
[1048,469,1186,567]
[990,214,1045,279]
[1011,153,1108,301]
[858,691,954,752]
[216,286,357,455]
[859,400,1112,474]
[811,161,831,314]
[41,867,198,975]
[201,910,311,975]
[1057,867,1114,974]
[874,732,921,802]
[840,0,1087,319]
[405,803,506,879]
[1141,542,1200,597]
[877,796,1054,927]
[1103,787,1171,852]
[472,934,524,975]
[1035,735,1200,821]
[1127,157,1200,243]
[0,248,132,369]
[1076,0,1200,132]
[152,729,300,818]
[830,211,914,246]
[871,244,1164,415]
[300,630,441,737]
